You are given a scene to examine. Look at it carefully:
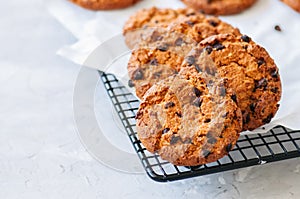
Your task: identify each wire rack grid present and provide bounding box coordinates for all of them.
[100,72,300,182]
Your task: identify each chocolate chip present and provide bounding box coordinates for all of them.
[128,80,135,87]
[231,94,237,103]
[226,143,232,152]
[212,42,225,51]
[153,71,161,78]
[255,78,268,89]
[204,118,211,123]
[270,69,278,78]
[208,20,218,27]
[207,0,212,3]
[207,131,217,144]
[175,112,182,117]
[241,35,251,43]
[274,25,282,32]
[186,12,195,17]
[202,149,211,157]
[193,97,203,107]
[183,138,192,144]
[165,101,175,109]
[219,87,226,97]
[257,57,265,66]
[271,87,279,93]
[207,79,214,87]
[205,65,216,76]
[223,78,229,84]
[185,21,194,27]
[175,37,184,46]
[150,31,163,42]
[149,58,158,66]
[162,128,170,134]
[244,114,250,124]
[195,64,202,72]
[132,69,144,80]
[262,114,273,124]
[207,131,214,138]
[204,46,213,54]
[193,87,202,97]
[208,137,217,144]
[242,45,248,50]
[170,135,181,145]
[157,44,169,52]
[149,112,157,117]
[185,55,195,66]
[135,110,142,120]
[250,103,256,112]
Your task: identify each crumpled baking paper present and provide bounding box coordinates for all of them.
[47,0,300,134]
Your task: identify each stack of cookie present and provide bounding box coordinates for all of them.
[123,7,282,166]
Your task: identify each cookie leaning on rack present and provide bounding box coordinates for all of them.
[136,58,243,166]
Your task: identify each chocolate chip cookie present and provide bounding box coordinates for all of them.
[136,67,243,166]
[181,33,282,131]
[181,0,257,15]
[70,0,138,10]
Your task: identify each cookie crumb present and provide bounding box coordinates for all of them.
[274,25,282,32]
[128,80,135,87]
[133,69,144,80]
[241,35,251,43]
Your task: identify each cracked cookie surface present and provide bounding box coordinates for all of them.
[136,66,242,166]
[123,7,240,49]
[123,7,200,35]
[181,34,282,131]
[167,14,241,43]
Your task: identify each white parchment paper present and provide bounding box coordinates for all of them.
[47,0,300,134]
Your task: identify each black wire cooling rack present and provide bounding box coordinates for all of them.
[100,72,300,182]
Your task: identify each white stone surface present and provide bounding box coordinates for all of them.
[1,0,300,199]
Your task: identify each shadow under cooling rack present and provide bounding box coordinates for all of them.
[100,72,300,182]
